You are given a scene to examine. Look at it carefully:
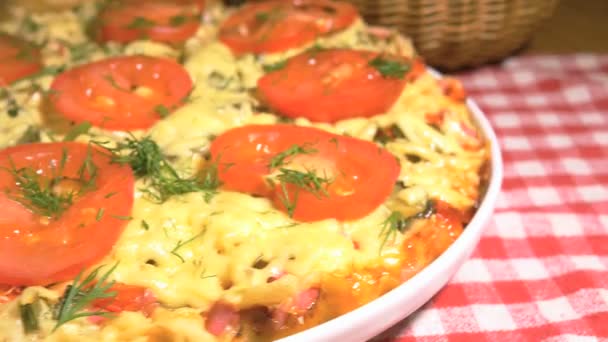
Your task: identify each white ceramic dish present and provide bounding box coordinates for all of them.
[279,76,504,342]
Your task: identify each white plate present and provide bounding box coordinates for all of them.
[279,78,504,342]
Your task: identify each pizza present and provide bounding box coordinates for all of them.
[0,0,490,341]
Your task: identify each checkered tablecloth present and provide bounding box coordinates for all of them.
[379,54,608,342]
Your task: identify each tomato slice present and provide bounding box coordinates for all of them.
[258,49,420,122]
[0,142,135,286]
[210,125,400,221]
[92,283,157,317]
[97,0,203,44]
[218,0,358,54]
[49,56,193,131]
[0,34,42,86]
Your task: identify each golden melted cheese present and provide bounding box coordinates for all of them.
[0,1,488,341]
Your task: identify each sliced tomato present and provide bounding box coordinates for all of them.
[0,142,135,286]
[257,49,419,122]
[0,34,42,86]
[92,283,157,317]
[219,0,358,54]
[96,0,203,44]
[210,125,400,222]
[49,56,193,131]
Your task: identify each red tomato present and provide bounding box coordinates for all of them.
[97,0,203,44]
[219,0,358,54]
[257,49,418,122]
[0,142,135,286]
[49,56,193,131]
[92,283,157,317]
[210,125,400,221]
[0,34,42,86]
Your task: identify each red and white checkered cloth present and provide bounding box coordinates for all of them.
[379,54,608,342]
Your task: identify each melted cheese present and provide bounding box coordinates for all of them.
[0,1,487,340]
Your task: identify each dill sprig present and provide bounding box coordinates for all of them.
[170,229,206,263]
[369,56,411,79]
[53,264,118,331]
[268,143,317,169]
[100,136,221,203]
[272,168,332,217]
[379,200,436,251]
[2,146,98,219]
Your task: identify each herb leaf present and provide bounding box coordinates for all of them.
[171,229,206,263]
[63,121,92,142]
[53,264,118,331]
[268,144,318,169]
[169,15,188,27]
[19,303,39,334]
[369,57,410,79]
[98,136,221,203]
[379,200,436,251]
[263,60,287,73]
[154,104,171,118]
[126,17,156,29]
[272,168,332,217]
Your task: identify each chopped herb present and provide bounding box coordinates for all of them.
[369,56,410,79]
[379,200,436,251]
[111,215,132,220]
[104,191,118,198]
[53,264,118,331]
[171,229,206,263]
[65,41,96,63]
[271,168,332,217]
[21,16,40,33]
[103,74,127,91]
[97,136,221,203]
[63,121,92,142]
[373,124,405,144]
[16,65,66,84]
[263,60,287,73]
[96,208,105,221]
[16,126,40,144]
[126,17,156,29]
[141,220,150,230]
[269,144,317,169]
[255,12,270,22]
[328,137,339,147]
[200,269,216,280]
[169,15,188,27]
[8,106,20,118]
[19,303,39,334]
[154,104,171,118]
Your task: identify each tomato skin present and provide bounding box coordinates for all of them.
[0,143,135,286]
[92,283,157,317]
[0,34,42,86]
[210,125,400,222]
[258,49,413,123]
[49,56,193,131]
[219,0,358,54]
[97,0,203,44]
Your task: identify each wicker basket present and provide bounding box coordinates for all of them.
[348,0,558,70]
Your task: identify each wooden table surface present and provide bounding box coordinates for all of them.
[523,0,608,55]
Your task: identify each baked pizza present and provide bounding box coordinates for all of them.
[0,0,490,341]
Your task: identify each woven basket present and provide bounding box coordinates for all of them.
[348,0,558,70]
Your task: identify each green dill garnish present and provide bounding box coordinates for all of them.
[53,264,118,331]
[141,220,150,230]
[21,16,40,33]
[263,60,287,73]
[373,124,405,144]
[104,191,118,198]
[63,121,92,142]
[379,200,436,251]
[111,215,132,220]
[271,168,331,217]
[171,229,206,263]
[255,12,270,22]
[269,144,317,169]
[98,136,221,203]
[64,41,97,63]
[19,303,39,334]
[2,89,21,118]
[126,16,156,29]
[154,104,171,118]
[8,106,20,117]
[103,74,127,91]
[169,15,188,27]
[200,268,216,280]
[96,208,105,221]
[369,57,411,79]
[16,126,40,144]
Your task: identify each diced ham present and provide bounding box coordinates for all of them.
[205,302,239,336]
